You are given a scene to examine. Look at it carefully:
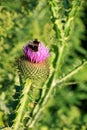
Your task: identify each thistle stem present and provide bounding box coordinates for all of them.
[56,44,65,76]
[12,79,32,130]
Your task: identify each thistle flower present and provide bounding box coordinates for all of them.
[16,39,50,100]
[23,39,49,63]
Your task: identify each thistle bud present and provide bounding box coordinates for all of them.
[16,39,50,101]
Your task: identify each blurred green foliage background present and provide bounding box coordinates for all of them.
[0,0,87,129]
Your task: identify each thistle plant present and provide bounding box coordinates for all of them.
[11,39,50,130]
[1,0,87,130]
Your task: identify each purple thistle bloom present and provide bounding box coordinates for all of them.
[23,40,49,63]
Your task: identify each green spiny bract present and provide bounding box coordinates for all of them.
[16,56,50,101]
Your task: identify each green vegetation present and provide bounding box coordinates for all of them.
[0,0,87,130]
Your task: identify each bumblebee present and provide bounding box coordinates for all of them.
[28,39,40,52]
